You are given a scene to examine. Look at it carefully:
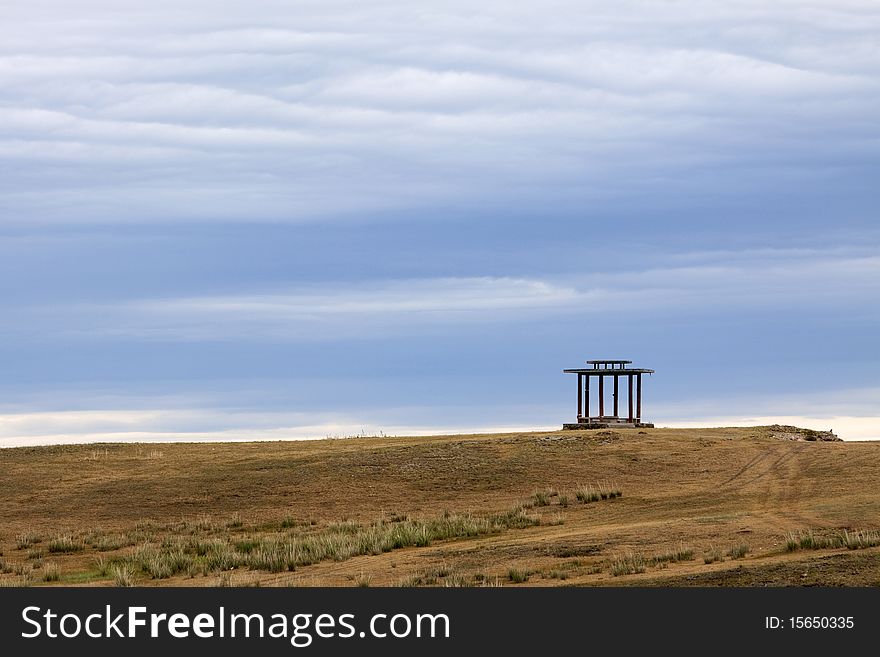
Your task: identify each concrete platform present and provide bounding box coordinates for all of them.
[562,422,654,430]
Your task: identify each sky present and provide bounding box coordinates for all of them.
[1,0,878,446]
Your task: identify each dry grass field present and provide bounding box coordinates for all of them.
[1,425,879,587]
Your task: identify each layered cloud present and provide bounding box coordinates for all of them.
[7,247,873,341]
[1,0,878,222]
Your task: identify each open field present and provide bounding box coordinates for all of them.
[1,425,879,587]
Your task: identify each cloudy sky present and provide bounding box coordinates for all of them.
[1,0,878,445]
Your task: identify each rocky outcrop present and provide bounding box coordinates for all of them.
[767,424,841,442]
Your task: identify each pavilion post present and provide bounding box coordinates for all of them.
[577,373,583,418]
[585,375,590,420]
[636,373,642,422]
[627,375,633,422]
[598,375,605,418]
[613,375,619,418]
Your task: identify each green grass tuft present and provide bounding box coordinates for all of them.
[610,553,646,576]
[703,548,724,564]
[843,529,880,550]
[110,564,135,587]
[575,483,622,504]
[649,545,694,565]
[15,532,41,550]
[727,544,750,560]
[47,535,84,554]
[531,490,551,507]
[781,528,878,552]
[41,562,60,582]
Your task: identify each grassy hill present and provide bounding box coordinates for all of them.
[1,426,879,587]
